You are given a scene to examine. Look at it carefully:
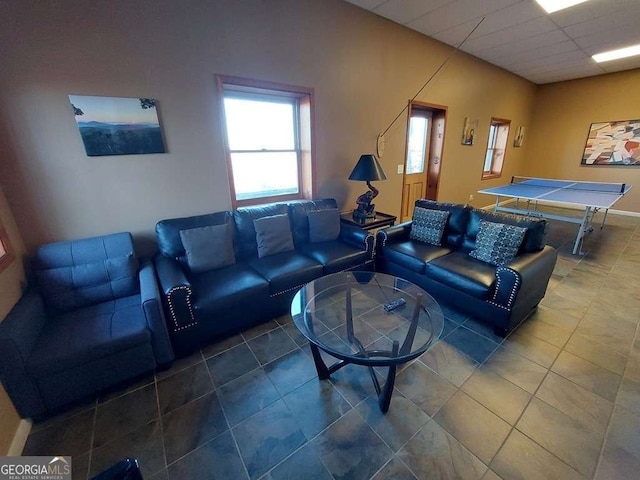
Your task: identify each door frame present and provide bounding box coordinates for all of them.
[401,100,448,221]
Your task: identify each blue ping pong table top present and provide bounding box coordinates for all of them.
[478,178,632,209]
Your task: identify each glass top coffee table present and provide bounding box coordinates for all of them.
[291,271,443,412]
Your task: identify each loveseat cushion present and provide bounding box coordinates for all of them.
[308,208,340,243]
[303,241,371,274]
[383,241,453,273]
[425,251,496,299]
[190,263,270,319]
[415,200,471,247]
[469,220,527,266]
[235,203,290,259]
[27,295,150,376]
[254,214,295,258]
[248,251,323,294]
[35,254,139,314]
[180,224,236,273]
[288,199,339,245]
[463,209,547,253]
[409,207,449,246]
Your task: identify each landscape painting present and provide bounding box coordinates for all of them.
[581,119,640,166]
[69,95,166,156]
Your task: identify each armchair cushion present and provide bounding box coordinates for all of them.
[469,220,527,266]
[409,207,449,246]
[35,254,139,313]
[26,295,150,376]
[180,224,235,273]
[254,214,295,258]
[308,208,340,242]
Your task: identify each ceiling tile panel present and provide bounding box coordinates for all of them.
[464,17,559,53]
[508,50,588,71]
[372,0,453,24]
[407,0,521,36]
[475,29,571,60]
[561,8,640,39]
[345,0,387,9]
[499,42,581,68]
[550,0,640,27]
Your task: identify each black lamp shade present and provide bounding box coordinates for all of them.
[348,154,387,182]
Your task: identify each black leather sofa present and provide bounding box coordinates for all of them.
[154,199,374,355]
[376,200,558,336]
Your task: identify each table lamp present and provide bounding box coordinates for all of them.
[348,154,387,220]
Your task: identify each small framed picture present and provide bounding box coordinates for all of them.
[462,117,478,145]
[514,126,525,147]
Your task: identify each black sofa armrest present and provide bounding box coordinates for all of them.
[153,253,197,335]
[0,290,48,418]
[339,224,374,255]
[376,221,412,248]
[139,258,175,367]
[490,246,558,311]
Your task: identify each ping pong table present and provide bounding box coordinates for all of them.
[478,176,632,255]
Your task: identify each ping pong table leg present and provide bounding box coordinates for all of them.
[573,207,592,255]
[600,208,608,229]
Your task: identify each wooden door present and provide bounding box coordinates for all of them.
[401,107,431,222]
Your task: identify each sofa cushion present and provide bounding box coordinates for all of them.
[27,295,150,376]
[308,208,340,242]
[425,251,496,300]
[254,214,295,258]
[35,254,139,314]
[289,199,339,245]
[463,209,547,253]
[234,203,289,259]
[383,241,453,273]
[248,251,323,294]
[190,263,270,320]
[415,200,471,247]
[179,224,236,273]
[410,207,449,246]
[469,220,527,266]
[155,212,233,263]
[303,241,371,274]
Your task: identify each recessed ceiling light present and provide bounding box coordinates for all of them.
[535,0,590,14]
[593,44,640,63]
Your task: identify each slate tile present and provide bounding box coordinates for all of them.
[218,368,279,426]
[313,410,393,480]
[434,390,511,464]
[206,343,260,387]
[398,421,487,480]
[233,400,306,480]
[605,405,640,459]
[23,408,94,458]
[98,373,155,404]
[371,457,417,480]
[167,431,247,479]
[482,347,547,394]
[565,331,628,375]
[247,328,298,365]
[263,348,318,396]
[395,361,457,416]
[242,320,280,340]
[551,350,621,402]
[419,339,478,387]
[262,443,332,480]
[503,329,561,368]
[157,362,214,415]
[162,391,228,464]
[617,377,640,415]
[156,350,203,381]
[443,326,499,364]
[201,333,244,358]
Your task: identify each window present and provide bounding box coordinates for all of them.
[482,118,510,179]
[0,219,14,273]
[406,114,428,175]
[217,75,315,207]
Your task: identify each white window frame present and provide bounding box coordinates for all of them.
[482,118,510,180]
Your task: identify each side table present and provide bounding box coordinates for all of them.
[340,211,397,231]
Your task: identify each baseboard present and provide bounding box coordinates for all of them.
[7,419,31,456]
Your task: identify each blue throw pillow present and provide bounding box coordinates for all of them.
[469,219,527,266]
[409,207,449,246]
[308,208,340,242]
[254,214,295,258]
[180,223,236,274]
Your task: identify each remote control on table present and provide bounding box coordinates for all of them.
[384,298,406,312]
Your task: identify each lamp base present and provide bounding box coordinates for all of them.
[352,209,376,221]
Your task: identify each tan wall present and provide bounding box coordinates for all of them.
[0,186,27,454]
[0,0,537,253]
[520,69,640,213]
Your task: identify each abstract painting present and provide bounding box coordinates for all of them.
[69,95,166,156]
[581,119,640,166]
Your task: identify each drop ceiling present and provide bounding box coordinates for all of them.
[344,0,640,84]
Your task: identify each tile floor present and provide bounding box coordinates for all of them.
[22,213,640,480]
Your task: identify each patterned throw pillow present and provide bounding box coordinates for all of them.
[469,219,527,266]
[409,207,450,246]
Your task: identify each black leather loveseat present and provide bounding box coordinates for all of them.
[376,200,558,336]
[154,199,374,355]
